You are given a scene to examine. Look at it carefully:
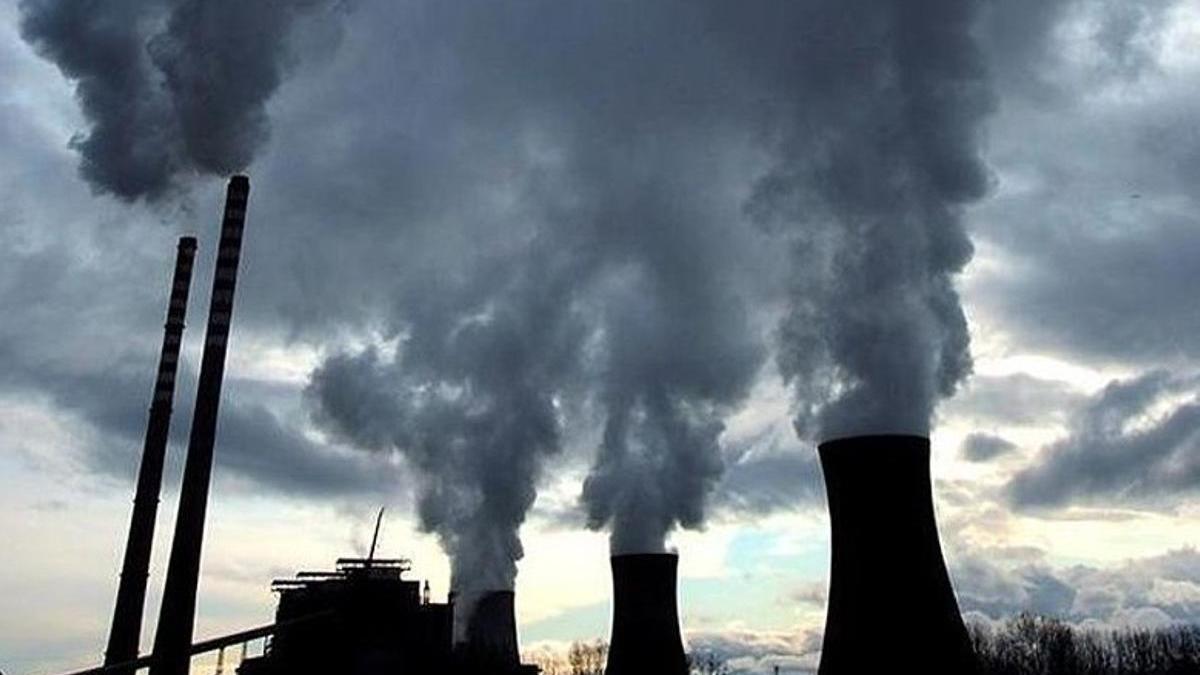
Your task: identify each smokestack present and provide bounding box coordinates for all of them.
[104,237,197,675]
[604,553,688,675]
[150,176,251,675]
[817,435,978,674]
[463,590,521,671]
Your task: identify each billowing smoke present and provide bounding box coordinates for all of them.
[746,0,995,440]
[581,258,763,554]
[308,0,988,597]
[301,2,770,579]
[19,0,345,201]
[307,236,595,604]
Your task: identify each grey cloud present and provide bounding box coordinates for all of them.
[973,209,1200,364]
[954,546,1200,626]
[0,225,386,499]
[686,629,821,675]
[966,0,1200,367]
[214,401,404,499]
[1007,371,1200,509]
[978,0,1180,102]
[942,373,1085,427]
[961,432,1018,462]
[712,432,823,516]
[1088,0,1177,80]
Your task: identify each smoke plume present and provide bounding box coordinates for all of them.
[747,0,995,440]
[308,0,991,591]
[307,237,594,600]
[19,0,345,201]
[581,255,763,554]
[300,1,771,575]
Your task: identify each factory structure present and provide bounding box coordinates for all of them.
[68,175,978,675]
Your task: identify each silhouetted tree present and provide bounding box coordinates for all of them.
[687,648,731,674]
[566,640,608,675]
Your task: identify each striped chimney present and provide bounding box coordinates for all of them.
[103,237,197,675]
[150,176,251,675]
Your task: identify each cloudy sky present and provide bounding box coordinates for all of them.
[2,1,1200,673]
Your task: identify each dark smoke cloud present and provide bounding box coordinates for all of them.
[305,1,770,568]
[1007,371,1200,509]
[745,0,995,441]
[307,234,598,597]
[580,223,764,554]
[18,0,346,201]
[307,0,997,576]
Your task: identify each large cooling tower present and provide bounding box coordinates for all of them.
[604,553,688,675]
[464,590,521,669]
[817,434,978,674]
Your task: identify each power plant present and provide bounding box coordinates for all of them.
[62,176,980,675]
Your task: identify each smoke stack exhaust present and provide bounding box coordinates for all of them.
[150,176,251,675]
[605,553,688,675]
[463,590,521,671]
[817,435,978,674]
[104,237,197,675]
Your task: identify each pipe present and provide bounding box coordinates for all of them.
[604,553,688,675]
[816,434,978,674]
[103,237,198,675]
[150,176,251,675]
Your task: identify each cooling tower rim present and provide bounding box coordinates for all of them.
[609,551,679,562]
[819,433,931,450]
[465,588,516,593]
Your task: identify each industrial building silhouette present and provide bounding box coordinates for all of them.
[71,175,979,675]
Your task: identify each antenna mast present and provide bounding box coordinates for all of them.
[367,507,385,564]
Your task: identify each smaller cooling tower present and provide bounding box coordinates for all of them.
[817,434,979,674]
[464,590,520,670]
[604,553,688,675]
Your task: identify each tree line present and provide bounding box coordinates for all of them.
[970,614,1200,675]
[525,640,730,675]
[526,616,1200,675]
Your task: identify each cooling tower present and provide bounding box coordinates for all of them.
[463,590,521,670]
[104,237,197,675]
[604,553,688,675]
[150,176,251,675]
[817,434,978,674]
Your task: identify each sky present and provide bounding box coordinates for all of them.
[1,1,1200,674]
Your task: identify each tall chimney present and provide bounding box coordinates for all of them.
[150,176,251,675]
[104,237,197,675]
[604,553,688,675]
[817,435,978,674]
[463,590,521,671]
